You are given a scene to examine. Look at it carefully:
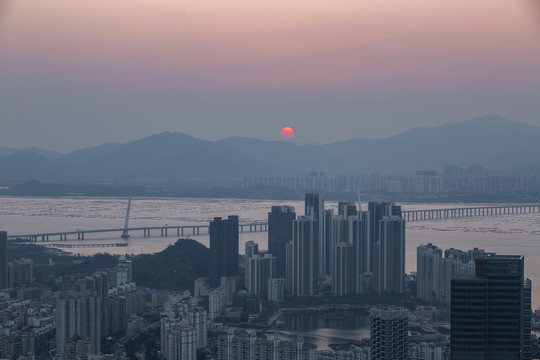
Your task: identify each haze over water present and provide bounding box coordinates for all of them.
[1,196,539,309]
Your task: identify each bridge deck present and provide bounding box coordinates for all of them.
[7,204,539,241]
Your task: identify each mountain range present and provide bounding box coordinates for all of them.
[1,115,539,183]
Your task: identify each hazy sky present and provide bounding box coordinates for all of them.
[1,0,539,152]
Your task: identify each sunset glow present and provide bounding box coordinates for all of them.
[280,127,295,140]
[0,0,539,149]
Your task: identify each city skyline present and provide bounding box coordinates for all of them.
[0,193,537,359]
[0,0,538,357]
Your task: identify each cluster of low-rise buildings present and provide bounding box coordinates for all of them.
[242,166,529,194]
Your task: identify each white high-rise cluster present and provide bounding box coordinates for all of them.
[161,295,208,360]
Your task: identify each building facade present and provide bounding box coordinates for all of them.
[287,216,320,296]
[370,307,409,360]
[451,255,532,360]
[417,243,442,302]
[373,216,405,294]
[0,231,6,290]
[268,206,296,278]
[209,216,239,287]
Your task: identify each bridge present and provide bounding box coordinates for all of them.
[7,222,269,242]
[7,204,540,242]
[402,204,540,222]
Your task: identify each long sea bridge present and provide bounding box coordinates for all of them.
[7,204,540,242]
[7,222,268,242]
[403,204,540,222]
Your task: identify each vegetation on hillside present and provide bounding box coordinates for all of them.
[133,239,210,291]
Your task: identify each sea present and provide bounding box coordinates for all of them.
[1,196,539,349]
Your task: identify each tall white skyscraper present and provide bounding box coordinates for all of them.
[161,295,207,360]
[115,256,132,287]
[56,292,102,356]
[246,253,275,299]
[331,210,367,295]
[417,243,442,302]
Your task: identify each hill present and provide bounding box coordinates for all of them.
[0,146,61,159]
[80,131,282,180]
[133,239,210,291]
[220,115,540,174]
[0,151,71,182]
[0,115,538,182]
[322,115,540,173]
[56,142,124,163]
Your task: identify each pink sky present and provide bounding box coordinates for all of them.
[2,0,539,92]
[0,0,539,149]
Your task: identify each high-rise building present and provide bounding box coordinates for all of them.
[194,277,211,298]
[268,206,296,278]
[438,256,474,304]
[13,258,34,285]
[444,248,469,263]
[333,243,354,296]
[56,292,102,356]
[331,210,367,295]
[245,241,259,261]
[6,262,14,288]
[108,295,128,334]
[370,307,409,360]
[161,295,207,360]
[209,286,228,321]
[63,335,93,360]
[417,243,480,305]
[116,256,132,286]
[416,243,442,302]
[305,193,326,275]
[451,254,532,360]
[244,240,259,290]
[337,201,358,217]
[373,216,405,294]
[217,332,317,360]
[0,231,6,290]
[287,216,319,296]
[246,253,275,299]
[367,202,401,272]
[323,209,335,277]
[268,278,286,302]
[209,216,239,286]
[467,247,487,262]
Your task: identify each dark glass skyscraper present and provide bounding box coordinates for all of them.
[209,216,239,287]
[0,231,6,290]
[268,206,296,278]
[451,254,531,360]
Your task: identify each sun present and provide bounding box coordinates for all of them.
[280,127,295,140]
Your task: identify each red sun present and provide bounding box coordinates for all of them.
[280,127,295,140]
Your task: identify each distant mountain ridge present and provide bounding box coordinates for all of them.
[0,115,538,182]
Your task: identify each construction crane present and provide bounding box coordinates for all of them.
[121,197,132,239]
